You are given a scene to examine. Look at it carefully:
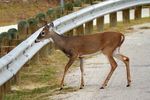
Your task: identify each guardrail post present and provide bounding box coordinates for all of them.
[4,80,11,93]
[92,0,100,4]
[39,43,50,57]
[123,8,130,23]
[96,16,104,32]
[73,6,81,12]
[82,3,90,8]
[30,53,40,65]
[85,21,93,34]
[110,12,117,27]
[135,6,142,20]
[13,71,20,85]
[18,20,29,40]
[73,7,84,36]
[75,25,84,36]
[65,30,74,36]
[0,85,5,100]
[0,86,3,100]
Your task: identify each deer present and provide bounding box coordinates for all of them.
[35,22,131,90]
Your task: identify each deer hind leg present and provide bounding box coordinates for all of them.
[100,55,117,89]
[113,53,131,87]
[60,55,77,90]
[79,57,84,89]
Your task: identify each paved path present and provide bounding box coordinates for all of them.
[50,23,150,100]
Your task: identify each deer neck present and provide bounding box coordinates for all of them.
[50,32,66,49]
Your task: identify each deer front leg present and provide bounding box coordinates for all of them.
[79,57,84,89]
[60,56,77,90]
[100,56,117,89]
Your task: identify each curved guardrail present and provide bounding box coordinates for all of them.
[0,0,150,86]
[53,0,150,34]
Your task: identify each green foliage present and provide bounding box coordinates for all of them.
[27,18,38,26]
[0,32,8,40]
[74,0,82,7]
[81,0,86,3]
[81,0,92,4]
[35,12,46,22]
[46,8,54,16]
[7,28,18,40]
[18,20,29,34]
[54,6,63,18]
[18,20,28,27]
[65,2,73,11]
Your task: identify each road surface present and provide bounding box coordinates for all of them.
[50,23,150,100]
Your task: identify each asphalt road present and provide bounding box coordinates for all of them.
[50,23,150,100]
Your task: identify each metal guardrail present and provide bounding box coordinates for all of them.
[0,0,150,86]
[0,28,50,85]
[53,0,150,34]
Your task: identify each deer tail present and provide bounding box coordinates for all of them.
[118,34,125,53]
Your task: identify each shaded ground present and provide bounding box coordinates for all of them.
[50,23,150,100]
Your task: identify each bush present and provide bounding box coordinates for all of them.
[27,18,38,26]
[74,0,82,7]
[53,6,63,18]
[7,28,18,40]
[46,8,54,16]
[0,32,9,39]
[65,2,73,11]
[18,20,29,34]
[35,12,46,22]
[27,18,38,34]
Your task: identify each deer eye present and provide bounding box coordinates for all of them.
[41,32,45,36]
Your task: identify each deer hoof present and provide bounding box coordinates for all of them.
[100,87,105,89]
[80,85,84,89]
[59,87,63,91]
[80,87,83,89]
[126,84,130,87]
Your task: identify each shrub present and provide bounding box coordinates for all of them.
[0,32,9,40]
[74,0,82,7]
[65,2,73,11]
[46,8,54,16]
[27,18,38,34]
[18,20,29,34]
[27,18,38,26]
[36,12,46,22]
[7,28,18,40]
[53,6,63,18]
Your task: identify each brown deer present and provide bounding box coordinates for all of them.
[35,23,131,90]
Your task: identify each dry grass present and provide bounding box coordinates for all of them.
[0,1,57,26]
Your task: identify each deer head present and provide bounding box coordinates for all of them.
[35,22,54,43]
